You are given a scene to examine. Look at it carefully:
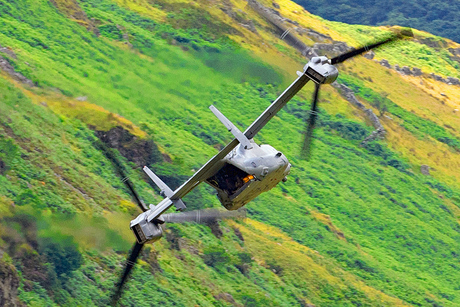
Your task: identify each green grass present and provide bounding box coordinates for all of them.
[322,21,460,78]
[337,73,460,150]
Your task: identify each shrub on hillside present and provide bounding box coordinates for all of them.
[38,236,83,278]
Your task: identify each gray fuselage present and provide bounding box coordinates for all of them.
[205,140,291,210]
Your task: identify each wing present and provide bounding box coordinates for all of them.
[143,70,310,221]
[171,72,310,200]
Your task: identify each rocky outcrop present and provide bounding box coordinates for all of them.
[0,258,24,307]
[363,50,375,60]
[14,245,51,290]
[411,67,423,76]
[332,82,386,144]
[248,0,309,54]
[0,44,17,59]
[428,73,460,85]
[379,59,391,69]
[221,1,258,33]
[446,76,460,85]
[448,47,460,62]
[391,65,423,77]
[360,127,386,146]
[214,292,240,306]
[0,56,34,87]
[332,83,366,111]
[306,42,352,58]
[206,219,223,238]
[233,227,244,242]
[400,66,412,75]
[420,165,430,175]
[240,20,258,33]
[448,47,460,57]
[0,159,6,175]
[430,73,444,82]
[49,0,99,35]
[95,126,163,168]
[418,37,448,49]
[378,58,460,86]
[293,27,332,43]
[247,0,284,25]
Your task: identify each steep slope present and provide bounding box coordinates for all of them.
[291,0,460,43]
[0,0,459,306]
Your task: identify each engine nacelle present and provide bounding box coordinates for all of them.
[304,56,338,84]
[130,212,163,244]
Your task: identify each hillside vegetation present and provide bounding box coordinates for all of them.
[292,0,460,43]
[0,0,459,306]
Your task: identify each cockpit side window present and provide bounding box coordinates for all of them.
[207,163,249,196]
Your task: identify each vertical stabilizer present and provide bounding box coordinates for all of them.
[143,166,186,211]
[210,105,253,150]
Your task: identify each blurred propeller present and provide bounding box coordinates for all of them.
[109,208,245,305]
[301,83,320,159]
[97,137,248,305]
[94,140,147,305]
[96,140,147,212]
[297,35,401,159]
[110,242,144,305]
[330,35,399,65]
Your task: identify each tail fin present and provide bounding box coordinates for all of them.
[143,166,186,211]
[210,105,253,150]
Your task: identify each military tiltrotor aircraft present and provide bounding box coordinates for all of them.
[110,35,399,304]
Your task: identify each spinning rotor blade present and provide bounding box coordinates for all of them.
[301,83,320,159]
[330,36,398,65]
[162,208,246,224]
[110,242,144,306]
[96,140,149,305]
[298,35,401,159]
[110,208,246,305]
[97,141,147,212]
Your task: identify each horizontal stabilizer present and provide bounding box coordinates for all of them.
[143,166,186,211]
[210,105,253,150]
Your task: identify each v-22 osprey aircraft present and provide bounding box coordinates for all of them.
[110,36,400,304]
[131,36,399,246]
[131,55,338,245]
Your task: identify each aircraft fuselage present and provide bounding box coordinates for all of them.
[205,141,291,210]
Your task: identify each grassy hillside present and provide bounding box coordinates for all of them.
[291,0,460,43]
[0,0,459,306]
